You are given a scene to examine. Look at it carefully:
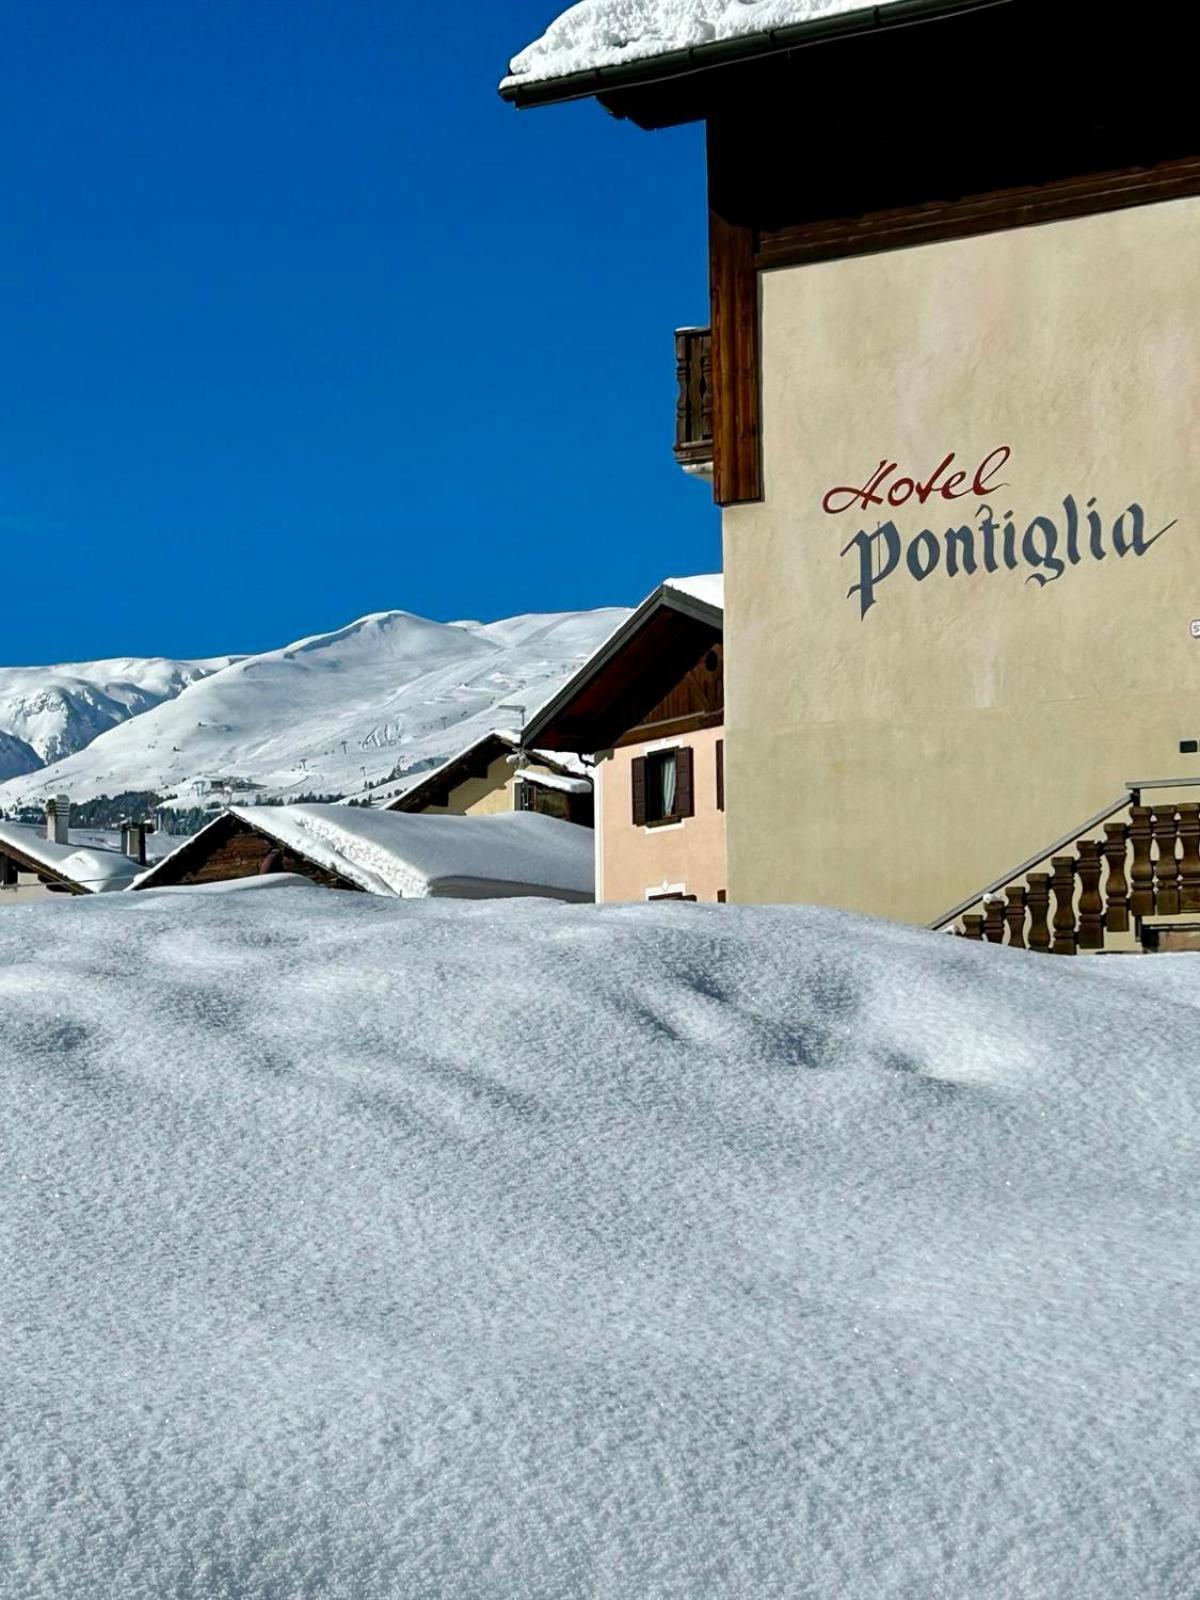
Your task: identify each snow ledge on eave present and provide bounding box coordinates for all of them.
[502,0,918,92]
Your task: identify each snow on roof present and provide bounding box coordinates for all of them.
[3,890,1199,1592]
[504,0,910,90]
[519,767,593,796]
[0,820,140,893]
[664,572,723,612]
[145,804,594,900]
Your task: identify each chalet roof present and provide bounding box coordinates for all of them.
[384,729,588,815]
[520,574,722,753]
[0,821,141,894]
[136,805,595,901]
[501,0,989,106]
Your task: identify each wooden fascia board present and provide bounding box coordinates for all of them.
[755,153,1200,271]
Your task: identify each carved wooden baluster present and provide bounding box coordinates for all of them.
[1075,840,1105,950]
[1129,807,1155,918]
[674,332,690,454]
[1154,808,1181,916]
[1051,856,1078,955]
[1027,874,1052,953]
[1102,822,1130,933]
[1178,803,1200,913]
[699,335,713,445]
[983,897,1005,944]
[960,914,985,941]
[1004,884,1028,949]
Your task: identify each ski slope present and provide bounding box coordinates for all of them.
[0,607,627,809]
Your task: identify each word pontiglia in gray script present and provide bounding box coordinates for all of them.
[822,449,1177,620]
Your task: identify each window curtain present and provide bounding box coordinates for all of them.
[659,756,677,818]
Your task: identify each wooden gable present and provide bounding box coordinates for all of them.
[134,813,361,892]
[531,606,723,754]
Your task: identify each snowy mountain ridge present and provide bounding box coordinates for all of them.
[0,656,240,770]
[0,605,628,810]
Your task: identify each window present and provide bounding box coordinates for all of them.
[716,739,725,812]
[631,747,694,826]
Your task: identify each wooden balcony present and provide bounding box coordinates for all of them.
[673,326,713,477]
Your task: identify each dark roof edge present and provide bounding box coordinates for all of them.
[520,583,723,749]
[499,0,1011,108]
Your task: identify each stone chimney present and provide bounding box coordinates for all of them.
[45,795,70,846]
[120,821,150,866]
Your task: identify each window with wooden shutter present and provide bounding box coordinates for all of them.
[716,739,725,812]
[674,746,694,819]
[631,756,648,826]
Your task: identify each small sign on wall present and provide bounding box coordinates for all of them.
[1191,620,1200,639]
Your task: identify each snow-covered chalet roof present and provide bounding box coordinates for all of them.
[0,820,142,894]
[383,729,588,814]
[139,804,595,902]
[664,573,723,612]
[502,0,968,97]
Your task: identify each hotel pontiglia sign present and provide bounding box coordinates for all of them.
[825,447,1178,620]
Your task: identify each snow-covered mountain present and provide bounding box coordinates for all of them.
[0,730,42,782]
[0,657,238,767]
[0,607,627,810]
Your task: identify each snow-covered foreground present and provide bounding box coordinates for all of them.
[2,887,1198,1598]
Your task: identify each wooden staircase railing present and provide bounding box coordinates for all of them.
[932,781,1200,953]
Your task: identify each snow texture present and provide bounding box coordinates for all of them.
[0,820,143,892]
[504,0,910,86]
[140,804,596,900]
[664,571,723,611]
[2,889,1198,1597]
[0,609,627,812]
[0,657,235,766]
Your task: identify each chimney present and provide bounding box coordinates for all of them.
[120,821,149,866]
[45,795,70,846]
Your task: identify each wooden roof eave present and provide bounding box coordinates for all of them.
[520,586,722,754]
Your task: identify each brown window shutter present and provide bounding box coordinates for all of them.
[631,756,647,826]
[716,739,725,812]
[675,747,694,819]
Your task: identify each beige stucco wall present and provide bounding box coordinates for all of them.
[1,872,64,904]
[598,727,727,903]
[418,755,565,818]
[725,195,1200,921]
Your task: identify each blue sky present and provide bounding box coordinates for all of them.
[1,1,715,665]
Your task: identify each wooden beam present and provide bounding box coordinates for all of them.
[707,119,762,506]
[756,153,1200,272]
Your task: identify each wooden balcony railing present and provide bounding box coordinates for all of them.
[932,780,1200,953]
[674,326,713,476]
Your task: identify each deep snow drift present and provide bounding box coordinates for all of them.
[2,888,1198,1597]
